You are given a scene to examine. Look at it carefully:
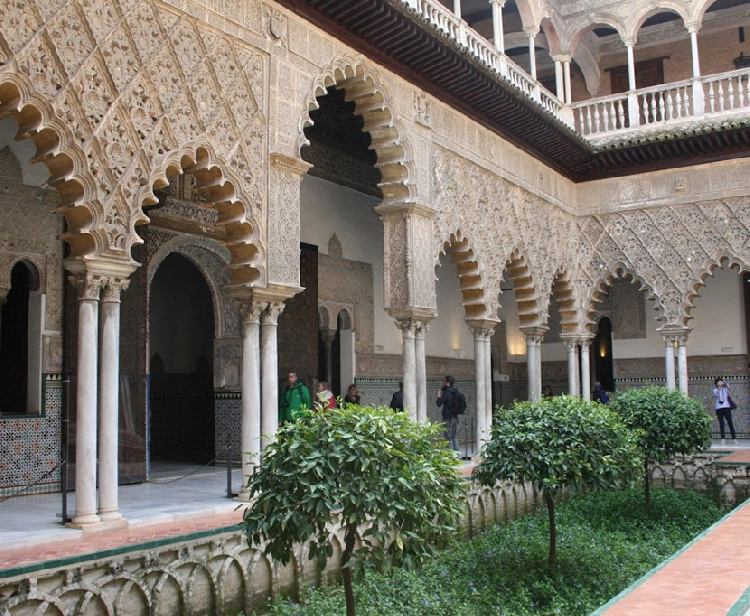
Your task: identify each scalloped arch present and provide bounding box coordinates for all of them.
[300,57,415,206]
[585,263,663,330]
[683,255,750,323]
[0,76,106,259]
[504,250,542,327]
[140,143,266,288]
[438,231,490,320]
[551,268,579,335]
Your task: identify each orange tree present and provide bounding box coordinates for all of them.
[609,385,712,508]
[472,395,641,569]
[241,405,466,616]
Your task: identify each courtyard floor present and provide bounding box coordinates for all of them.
[1,442,749,615]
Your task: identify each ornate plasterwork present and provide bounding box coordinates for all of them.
[0,0,267,285]
[578,197,750,328]
[430,146,579,326]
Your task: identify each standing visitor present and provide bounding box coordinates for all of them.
[436,375,460,452]
[279,372,311,423]
[713,377,738,445]
[343,384,361,406]
[316,381,337,410]
[389,381,404,412]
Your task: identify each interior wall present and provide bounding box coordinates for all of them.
[300,175,476,360]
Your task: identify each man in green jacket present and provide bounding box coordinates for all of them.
[279,371,311,423]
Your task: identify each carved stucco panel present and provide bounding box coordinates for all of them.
[580,198,750,326]
[410,214,436,309]
[431,146,578,322]
[267,162,301,286]
[384,214,409,309]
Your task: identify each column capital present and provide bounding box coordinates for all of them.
[389,307,436,329]
[657,324,691,343]
[685,21,701,34]
[490,0,508,7]
[467,318,499,338]
[260,301,285,324]
[523,25,540,37]
[622,36,637,48]
[519,324,548,344]
[551,53,572,63]
[100,277,131,303]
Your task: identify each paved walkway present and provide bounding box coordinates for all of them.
[1,447,749,615]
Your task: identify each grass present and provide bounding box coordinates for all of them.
[245,487,727,616]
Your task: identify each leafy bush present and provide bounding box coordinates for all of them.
[472,395,641,566]
[256,487,725,616]
[241,405,466,616]
[609,386,711,506]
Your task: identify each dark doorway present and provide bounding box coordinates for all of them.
[594,317,615,393]
[0,262,31,413]
[148,253,215,466]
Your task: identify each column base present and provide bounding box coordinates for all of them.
[68,512,101,527]
[98,508,124,523]
[66,517,128,533]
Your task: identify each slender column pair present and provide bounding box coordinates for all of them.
[468,320,497,450]
[396,316,432,422]
[659,326,691,394]
[234,297,287,501]
[68,268,132,528]
[520,326,548,401]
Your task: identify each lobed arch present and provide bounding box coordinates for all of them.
[585,264,663,331]
[141,144,265,288]
[683,255,750,324]
[300,57,415,207]
[504,250,542,328]
[550,268,580,335]
[0,78,105,259]
[317,303,354,331]
[438,232,490,320]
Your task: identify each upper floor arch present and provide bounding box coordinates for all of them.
[299,57,416,207]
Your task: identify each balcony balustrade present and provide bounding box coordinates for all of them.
[401,0,750,144]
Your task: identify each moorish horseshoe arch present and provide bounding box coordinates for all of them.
[0,77,106,261]
[299,57,416,208]
[438,232,491,320]
[684,254,750,326]
[505,250,544,328]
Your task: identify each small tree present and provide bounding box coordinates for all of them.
[472,395,640,568]
[609,385,712,508]
[241,405,466,616]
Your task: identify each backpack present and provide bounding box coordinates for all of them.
[453,390,467,415]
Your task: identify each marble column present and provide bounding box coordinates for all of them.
[490,0,506,54]
[677,332,690,395]
[563,57,572,104]
[320,328,336,384]
[469,320,497,449]
[663,334,676,391]
[399,320,418,420]
[98,276,130,523]
[236,298,262,500]
[525,27,539,80]
[560,334,580,396]
[689,27,701,78]
[70,272,103,527]
[579,335,594,401]
[415,321,429,423]
[521,326,547,401]
[261,302,284,449]
[553,57,564,99]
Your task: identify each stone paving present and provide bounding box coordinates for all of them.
[1,448,748,615]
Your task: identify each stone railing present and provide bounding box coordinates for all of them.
[399,0,750,141]
[0,479,540,616]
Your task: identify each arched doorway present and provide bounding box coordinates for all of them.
[594,316,614,393]
[148,253,215,467]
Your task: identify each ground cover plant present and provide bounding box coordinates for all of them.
[609,386,712,507]
[241,405,466,616]
[473,395,641,567]
[253,487,726,616]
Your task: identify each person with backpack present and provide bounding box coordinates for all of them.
[593,381,610,404]
[436,375,461,452]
